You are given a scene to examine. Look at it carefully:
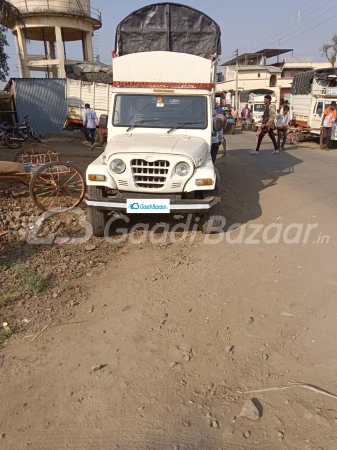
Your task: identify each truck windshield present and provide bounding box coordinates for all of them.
[254,104,265,112]
[113,95,207,130]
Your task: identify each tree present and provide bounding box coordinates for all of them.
[0,0,25,29]
[0,0,26,81]
[0,26,8,82]
[321,34,337,68]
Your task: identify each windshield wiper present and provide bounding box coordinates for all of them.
[167,122,203,134]
[126,119,159,132]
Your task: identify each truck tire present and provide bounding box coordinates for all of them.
[295,131,305,142]
[94,129,105,147]
[199,186,222,234]
[87,185,108,237]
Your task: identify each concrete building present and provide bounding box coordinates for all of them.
[217,49,332,106]
[8,0,101,78]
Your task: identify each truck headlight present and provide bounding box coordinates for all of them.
[175,162,190,177]
[110,158,126,174]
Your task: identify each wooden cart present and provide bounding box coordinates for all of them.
[0,143,85,211]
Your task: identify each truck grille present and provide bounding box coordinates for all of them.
[131,159,170,189]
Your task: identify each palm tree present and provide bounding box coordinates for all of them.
[321,35,337,68]
[0,0,26,30]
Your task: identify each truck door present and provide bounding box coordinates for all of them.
[311,101,323,131]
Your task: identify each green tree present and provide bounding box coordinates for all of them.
[0,26,9,81]
[321,34,337,68]
[0,0,26,81]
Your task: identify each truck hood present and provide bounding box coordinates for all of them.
[104,133,209,166]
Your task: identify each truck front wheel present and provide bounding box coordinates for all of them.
[87,186,108,237]
[199,186,222,234]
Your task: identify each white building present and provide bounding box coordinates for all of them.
[216,49,331,107]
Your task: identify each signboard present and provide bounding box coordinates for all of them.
[326,88,337,96]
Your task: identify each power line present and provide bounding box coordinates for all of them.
[280,12,337,47]
[241,0,330,53]
[259,5,337,51]
[247,0,318,50]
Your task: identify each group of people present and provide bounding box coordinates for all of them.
[250,95,292,155]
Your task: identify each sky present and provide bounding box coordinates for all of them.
[3,0,337,79]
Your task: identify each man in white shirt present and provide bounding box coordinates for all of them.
[211,128,223,163]
[273,105,290,153]
[280,100,293,121]
[83,103,99,150]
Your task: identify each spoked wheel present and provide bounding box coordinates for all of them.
[14,144,59,186]
[29,162,85,211]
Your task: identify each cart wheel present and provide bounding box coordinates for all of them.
[94,129,105,147]
[14,144,60,186]
[29,162,85,211]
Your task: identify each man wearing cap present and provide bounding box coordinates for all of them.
[250,95,278,155]
[320,101,337,150]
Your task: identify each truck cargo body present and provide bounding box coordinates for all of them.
[65,79,113,129]
[291,69,337,135]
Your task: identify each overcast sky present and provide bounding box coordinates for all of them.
[4,0,337,78]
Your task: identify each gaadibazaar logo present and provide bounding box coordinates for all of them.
[26,209,330,247]
[129,202,169,211]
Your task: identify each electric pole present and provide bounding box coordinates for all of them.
[235,49,239,110]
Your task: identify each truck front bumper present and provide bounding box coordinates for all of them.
[85,196,217,214]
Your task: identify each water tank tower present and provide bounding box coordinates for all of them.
[9,0,101,78]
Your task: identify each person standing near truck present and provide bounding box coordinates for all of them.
[280,100,292,121]
[251,95,278,154]
[83,103,99,150]
[211,126,223,163]
[241,103,251,131]
[320,101,337,150]
[274,105,290,153]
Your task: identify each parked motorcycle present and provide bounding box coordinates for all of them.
[4,116,42,149]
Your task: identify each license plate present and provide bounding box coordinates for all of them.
[126,199,170,213]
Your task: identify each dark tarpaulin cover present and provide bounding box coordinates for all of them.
[291,68,337,95]
[65,63,113,84]
[115,2,221,59]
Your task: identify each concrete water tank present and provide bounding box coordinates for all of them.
[10,0,91,16]
[9,0,101,77]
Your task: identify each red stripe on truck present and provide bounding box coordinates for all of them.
[113,81,214,89]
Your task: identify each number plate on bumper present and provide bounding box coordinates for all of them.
[126,199,170,213]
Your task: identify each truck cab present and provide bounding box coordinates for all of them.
[310,98,337,134]
[249,95,277,123]
[85,3,222,236]
[291,69,337,135]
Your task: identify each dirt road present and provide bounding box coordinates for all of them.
[1,132,337,450]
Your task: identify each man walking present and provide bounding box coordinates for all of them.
[274,105,290,153]
[320,101,337,150]
[241,103,251,131]
[280,100,292,121]
[83,103,98,150]
[211,126,223,163]
[250,95,278,155]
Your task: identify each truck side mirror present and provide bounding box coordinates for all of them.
[213,117,223,132]
[99,114,108,129]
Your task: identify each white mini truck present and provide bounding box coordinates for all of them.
[85,3,223,236]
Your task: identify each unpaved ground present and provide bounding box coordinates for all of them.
[1,133,337,449]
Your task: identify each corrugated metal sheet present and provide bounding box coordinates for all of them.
[13,79,66,133]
